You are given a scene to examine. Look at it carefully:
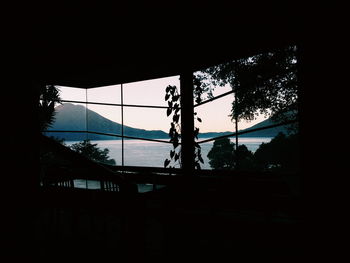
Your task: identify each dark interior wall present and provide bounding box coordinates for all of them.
[31,2,302,87]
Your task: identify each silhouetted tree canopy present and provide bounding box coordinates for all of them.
[207,138,254,170]
[197,45,298,125]
[235,144,255,170]
[69,139,116,165]
[39,84,61,131]
[207,138,235,169]
[254,132,299,172]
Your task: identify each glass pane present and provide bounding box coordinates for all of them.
[124,140,178,168]
[240,125,300,173]
[57,86,86,102]
[193,71,233,105]
[86,104,122,136]
[195,93,235,135]
[201,123,299,171]
[123,107,171,140]
[44,131,88,143]
[87,84,121,104]
[123,75,180,106]
[48,102,87,134]
[66,139,121,167]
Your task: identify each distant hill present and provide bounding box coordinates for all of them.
[45,103,292,141]
[46,103,169,141]
[237,118,292,137]
[198,117,292,139]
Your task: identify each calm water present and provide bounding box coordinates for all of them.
[66,137,271,170]
[66,137,271,191]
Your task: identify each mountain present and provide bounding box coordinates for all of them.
[45,103,292,141]
[237,118,293,137]
[198,118,292,138]
[46,103,169,141]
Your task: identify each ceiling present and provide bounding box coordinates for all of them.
[30,2,303,88]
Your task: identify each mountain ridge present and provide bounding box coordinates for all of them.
[46,103,290,141]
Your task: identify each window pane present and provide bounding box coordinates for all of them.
[239,125,300,173]
[48,102,87,134]
[87,84,121,104]
[123,75,180,106]
[86,104,122,136]
[87,140,121,166]
[124,140,178,168]
[57,86,86,102]
[195,93,235,134]
[123,107,171,140]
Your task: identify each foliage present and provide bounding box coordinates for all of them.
[69,139,116,165]
[207,138,235,170]
[253,132,299,172]
[164,83,204,169]
[207,138,255,170]
[39,84,61,131]
[235,144,255,170]
[196,45,298,128]
[207,133,299,172]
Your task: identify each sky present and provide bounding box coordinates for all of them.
[57,75,267,133]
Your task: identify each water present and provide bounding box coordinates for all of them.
[66,137,271,191]
[66,137,271,170]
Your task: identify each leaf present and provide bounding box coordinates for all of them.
[172,95,179,102]
[173,114,179,123]
[167,108,172,116]
[194,127,199,139]
[170,150,175,158]
[197,117,202,122]
[166,85,171,93]
[199,156,204,164]
[168,101,173,108]
[165,93,170,101]
[164,159,171,168]
[174,153,179,161]
[173,139,179,149]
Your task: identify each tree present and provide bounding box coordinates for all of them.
[253,132,299,172]
[235,144,255,171]
[197,45,298,128]
[39,84,61,131]
[207,138,255,170]
[207,138,235,170]
[69,139,116,165]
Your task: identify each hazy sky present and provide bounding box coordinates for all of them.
[57,75,267,133]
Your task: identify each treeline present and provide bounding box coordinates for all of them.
[207,132,299,173]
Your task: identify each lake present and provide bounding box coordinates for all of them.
[66,137,272,170]
[65,137,271,191]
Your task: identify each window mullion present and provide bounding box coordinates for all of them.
[180,71,195,173]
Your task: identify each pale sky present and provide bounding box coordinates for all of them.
[56,75,267,133]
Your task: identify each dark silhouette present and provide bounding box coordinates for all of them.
[207,138,255,170]
[254,132,300,172]
[207,138,235,169]
[69,139,116,165]
[39,84,61,131]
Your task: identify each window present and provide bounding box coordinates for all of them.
[193,45,300,173]
[41,45,300,187]
[43,76,180,170]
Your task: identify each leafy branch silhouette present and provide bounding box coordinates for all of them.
[164,76,204,169]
